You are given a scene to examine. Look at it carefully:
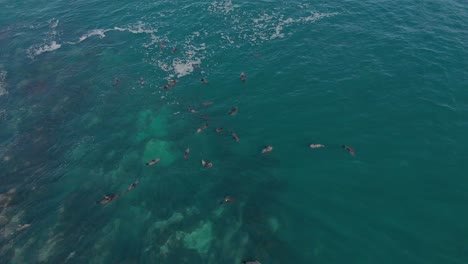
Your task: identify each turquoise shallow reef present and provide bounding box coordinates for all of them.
[0,0,467,263]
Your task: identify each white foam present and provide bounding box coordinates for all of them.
[78,29,109,43]
[114,25,156,34]
[0,70,7,96]
[221,33,234,44]
[250,12,277,42]
[242,11,339,43]
[26,18,63,58]
[172,39,206,78]
[74,23,156,44]
[303,12,338,22]
[270,24,284,40]
[172,58,201,78]
[157,61,171,72]
[270,12,339,40]
[143,33,160,48]
[252,12,274,25]
[29,41,62,57]
[209,0,239,14]
[114,21,157,35]
[49,19,59,29]
[48,19,60,37]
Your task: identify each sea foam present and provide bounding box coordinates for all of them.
[172,58,201,78]
[75,23,156,44]
[209,0,239,14]
[78,29,109,43]
[0,70,7,96]
[30,41,62,56]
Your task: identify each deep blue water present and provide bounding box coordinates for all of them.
[0,0,467,263]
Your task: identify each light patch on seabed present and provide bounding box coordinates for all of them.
[154,219,215,257]
[134,109,170,143]
[9,234,38,263]
[152,35,207,79]
[182,220,214,255]
[0,208,23,239]
[90,218,123,263]
[142,139,176,167]
[152,212,184,230]
[86,116,102,129]
[37,232,64,262]
[142,206,198,257]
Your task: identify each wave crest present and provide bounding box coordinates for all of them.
[28,41,62,57]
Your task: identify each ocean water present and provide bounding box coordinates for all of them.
[0,0,467,263]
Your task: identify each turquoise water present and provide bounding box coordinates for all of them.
[1,0,467,263]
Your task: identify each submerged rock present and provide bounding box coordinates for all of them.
[143,139,175,167]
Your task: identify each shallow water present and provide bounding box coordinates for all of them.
[0,0,467,263]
